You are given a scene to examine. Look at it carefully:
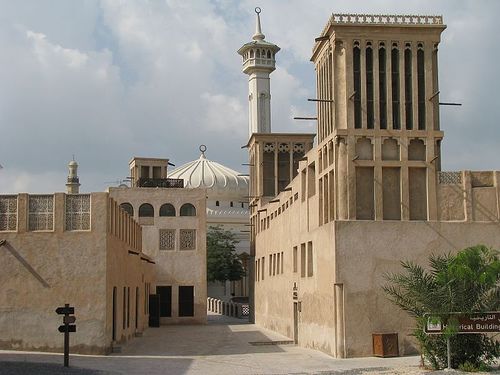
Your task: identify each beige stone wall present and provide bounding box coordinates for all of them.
[0,193,153,354]
[109,187,207,324]
[335,220,500,357]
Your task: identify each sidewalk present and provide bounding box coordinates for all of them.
[0,314,497,374]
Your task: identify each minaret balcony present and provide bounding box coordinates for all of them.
[242,58,276,73]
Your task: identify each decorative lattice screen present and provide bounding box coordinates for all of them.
[65,194,91,231]
[179,229,196,250]
[29,195,54,231]
[0,195,17,231]
[159,229,175,250]
[438,171,462,185]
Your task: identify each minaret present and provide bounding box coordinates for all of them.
[66,158,80,194]
[238,7,280,139]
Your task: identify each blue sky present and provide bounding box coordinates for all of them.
[0,0,498,193]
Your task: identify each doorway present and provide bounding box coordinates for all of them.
[112,287,117,341]
[293,302,299,344]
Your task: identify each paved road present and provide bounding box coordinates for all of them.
[0,313,498,374]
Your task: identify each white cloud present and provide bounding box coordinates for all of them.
[0,0,498,194]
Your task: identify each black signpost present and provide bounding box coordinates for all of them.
[56,304,76,367]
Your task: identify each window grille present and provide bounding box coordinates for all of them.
[0,195,17,231]
[159,229,175,250]
[29,195,54,231]
[438,172,462,185]
[179,229,196,250]
[65,194,91,231]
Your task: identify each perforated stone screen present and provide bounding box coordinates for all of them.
[29,195,54,231]
[65,194,91,231]
[0,195,17,231]
[179,229,196,250]
[159,229,175,250]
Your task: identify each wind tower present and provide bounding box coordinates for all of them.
[66,158,80,194]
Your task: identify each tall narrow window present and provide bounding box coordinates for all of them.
[366,45,374,129]
[404,45,413,130]
[417,45,426,130]
[379,46,387,129]
[391,46,400,130]
[353,42,361,128]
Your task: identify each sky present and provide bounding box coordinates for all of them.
[0,0,499,194]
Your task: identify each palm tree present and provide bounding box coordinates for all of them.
[383,245,500,370]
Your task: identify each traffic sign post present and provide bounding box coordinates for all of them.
[56,304,76,367]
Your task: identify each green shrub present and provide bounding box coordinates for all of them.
[383,245,500,370]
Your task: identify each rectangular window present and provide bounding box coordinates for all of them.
[277,252,280,274]
[300,243,306,278]
[269,254,272,276]
[0,195,18,232]
[281,251,284,274]
[307,242,313,277]
[28,195,54,231]
[65,194,91,231]
[123,287,126,329]
[261,257,265,280]
[178,286,194,317]
[256,259,259,281]
[179,229,196,250]
[156,286,172,317]
[293,246,298,273]
[127,287,130,328]
[307,163,316,198]
[159,229,175,250]
[273,253,276,275]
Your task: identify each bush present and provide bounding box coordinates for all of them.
[383,245,500,370]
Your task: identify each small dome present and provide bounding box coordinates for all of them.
[168,147,248,198]
[69,160,78,166]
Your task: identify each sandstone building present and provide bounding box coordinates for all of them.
[241,12,500,357]
[168,146,250,300]
[0,156,207,353]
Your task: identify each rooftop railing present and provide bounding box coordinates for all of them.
[136,177,184,188]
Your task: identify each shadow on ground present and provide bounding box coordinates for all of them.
[0,361,115,375]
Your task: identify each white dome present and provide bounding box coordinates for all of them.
[168,148,249,198]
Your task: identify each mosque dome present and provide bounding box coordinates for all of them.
[168,145,249,199]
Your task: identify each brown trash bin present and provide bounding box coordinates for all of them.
[372,333,399,357]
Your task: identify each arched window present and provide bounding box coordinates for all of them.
[230,201,234,207]
[353,42,361,129]
[180,203,196,216]
[417,44,426,130]
[404,44,413,130]
[215,201,220,207]
[256,49,260,58]
[267,50,271,58]
[379,45,387,129]
[139,203,154,217]
[366,45,374,129]
[250,49,254,58]
[391,45,401,129]
[159,203,176,217]
[120,203,133,216]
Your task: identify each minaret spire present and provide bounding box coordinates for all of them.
[237,7,280,139]
[253,7,265,41]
